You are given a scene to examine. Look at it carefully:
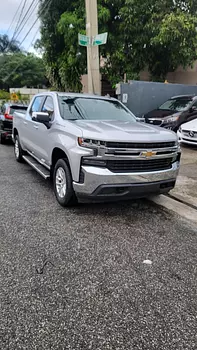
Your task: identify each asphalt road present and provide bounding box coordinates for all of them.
[0,144,197,350]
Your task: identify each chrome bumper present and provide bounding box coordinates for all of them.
[73,161,180,197]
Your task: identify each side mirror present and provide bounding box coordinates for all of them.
[190,106,197,113]
[136,117,145,122]
[32,111,50,123]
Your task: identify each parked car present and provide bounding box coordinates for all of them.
[0,103,28,144]
[13,92,180,207]
[144,95,197,132]
[177,119,197,146]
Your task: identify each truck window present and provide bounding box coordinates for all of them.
[42,96,54,120]
[30,96,43,115]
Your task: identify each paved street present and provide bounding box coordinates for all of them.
[0,144,197,350]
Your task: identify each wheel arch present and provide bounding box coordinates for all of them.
[51,147,71,170]
[13,127,18,139]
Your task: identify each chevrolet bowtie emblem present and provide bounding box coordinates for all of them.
[140,151,157,158]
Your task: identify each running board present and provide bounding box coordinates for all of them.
[22,155,50,179]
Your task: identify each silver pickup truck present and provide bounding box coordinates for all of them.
[13,92,180,206]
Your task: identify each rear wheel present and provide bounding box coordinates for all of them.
[14,135,24,162]
[53,159,77,207]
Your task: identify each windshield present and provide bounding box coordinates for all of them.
[159,99,192,112]
[58,97,136,122]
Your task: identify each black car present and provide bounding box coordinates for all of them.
[144,95,197,132]
[0,103,28,143]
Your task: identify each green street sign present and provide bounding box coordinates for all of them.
[78,34,90,46]
[92,32,108,46]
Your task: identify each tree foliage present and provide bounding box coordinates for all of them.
[38,0,197,90]
[121,0,197,80]
[0,34,20,54]
[0,53,47,88]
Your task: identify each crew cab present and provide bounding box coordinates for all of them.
[13,92,181,207]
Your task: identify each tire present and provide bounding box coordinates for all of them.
[14,135,24,162]
[53,159,77,207]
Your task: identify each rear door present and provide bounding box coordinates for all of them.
[22,96,44,154]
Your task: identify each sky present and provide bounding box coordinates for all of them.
[0,0,40,53]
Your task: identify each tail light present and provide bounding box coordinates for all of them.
[4,107,13,120]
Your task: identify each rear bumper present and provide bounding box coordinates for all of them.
[0,130,12,139]
[73,161,180,201]
[0,120,12,138]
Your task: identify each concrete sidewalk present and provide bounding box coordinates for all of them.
[171,144,197,207]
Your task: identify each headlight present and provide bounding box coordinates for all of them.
[165,115,180,123]
[78,137,106,148]
[178,126,182,133]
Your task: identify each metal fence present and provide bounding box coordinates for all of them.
[117,81,197,117]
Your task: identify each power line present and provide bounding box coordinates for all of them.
[27,27,40,51]
[14,0,40,42]
[5,0,38,53]
[6,0,24,35]
[14,0,38,40]
[19,0,51,48]
[11,0,28,41]
[2,0,51,83]
[19,18,40,48]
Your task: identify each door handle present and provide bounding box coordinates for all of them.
[33,125,38,129]
[23,121,27,125]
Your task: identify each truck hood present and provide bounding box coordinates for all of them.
[73,120,177,143]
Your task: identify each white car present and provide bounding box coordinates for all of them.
[177,119,197,146]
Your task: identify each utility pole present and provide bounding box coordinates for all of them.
[85,0,101,95]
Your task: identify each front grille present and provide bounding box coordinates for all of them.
[105,141,176,149]
[182,138,197,143]
[106,158,173,173]
[182,130,197,138]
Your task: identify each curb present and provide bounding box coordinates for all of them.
[149,194,197,224]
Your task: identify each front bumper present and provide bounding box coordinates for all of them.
[73,161,180,201]
[177,131,197,146]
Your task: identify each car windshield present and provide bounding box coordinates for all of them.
[58,97,136,122]
[159,99,192,112]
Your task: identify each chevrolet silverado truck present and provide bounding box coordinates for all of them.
[13,92,181,207]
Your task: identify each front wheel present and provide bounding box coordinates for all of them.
[53,159,77,207]
[14,135,24,162]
